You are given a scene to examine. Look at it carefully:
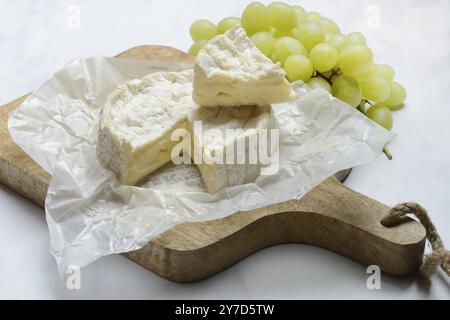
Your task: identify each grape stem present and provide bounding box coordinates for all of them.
[330,68,342,79]
[314,71,333,85]
[362,99,373,106]
[314,68,341,85]
[383,145,393,160]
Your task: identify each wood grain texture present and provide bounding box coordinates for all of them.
[0,45,426,282]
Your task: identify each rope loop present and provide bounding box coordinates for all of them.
[381,202,450,278]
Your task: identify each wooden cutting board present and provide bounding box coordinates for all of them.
[0,45,426,282]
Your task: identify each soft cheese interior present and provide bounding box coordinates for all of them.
[193,27,295,107]
[97,70,197,185]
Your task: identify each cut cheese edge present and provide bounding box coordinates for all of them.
[193,27,295,107]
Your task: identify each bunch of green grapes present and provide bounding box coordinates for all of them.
[188,2,407,159]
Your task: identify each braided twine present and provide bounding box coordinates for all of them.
[382,202,450,278]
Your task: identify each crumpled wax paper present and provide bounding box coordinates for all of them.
[8,56,394,273]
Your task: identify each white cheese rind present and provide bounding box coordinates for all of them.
[193,27,294,107]
[97,69,197,185]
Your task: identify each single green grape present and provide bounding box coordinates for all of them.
[217,17,241,34]
[359,76,391,102]
[331,75,362,107]
[319,18,341,35]
[382,81,407,109]
[251,31,276,56]
[292,21,325,51]
[268,2,297,31]
[366,104,393,130]
[310,43,338,72]
[190,20,218,41]
[274,36,307,64]
[305,11,322,22]
[347,32,367,45]
[326,34,349,52]
[284,54,314,82]
[293,5,306,24]
[306,77,332,93]
[338,45,373,74]
[241,2,271,35]
[376,64,395,82]
[348,63,378,82]
[188,40,208,56]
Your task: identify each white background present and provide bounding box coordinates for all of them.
[0,0,449,299]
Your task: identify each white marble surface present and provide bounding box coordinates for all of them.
[0,0,449,299]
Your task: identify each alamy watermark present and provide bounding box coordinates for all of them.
[366,265,381,290]
[170,121,280,175]
[366,4,381,30]
[65,265,81,290]
[66,5,81,30]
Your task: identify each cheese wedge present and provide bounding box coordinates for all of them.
[189,105,272,193]
[193,27,294,107]
[97,69,197,185]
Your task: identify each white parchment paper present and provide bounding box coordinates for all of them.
[8,56,394,273]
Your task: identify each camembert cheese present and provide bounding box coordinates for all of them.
[193,27,294,107]
[97,70,197,185]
